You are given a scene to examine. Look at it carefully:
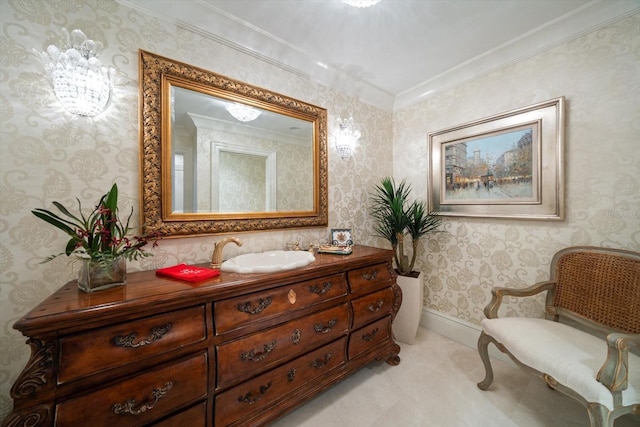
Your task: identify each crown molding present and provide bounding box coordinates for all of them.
[393,0,640,111]
[120,0,638,113]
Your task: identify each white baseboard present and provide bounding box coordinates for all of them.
[420,308,511,363]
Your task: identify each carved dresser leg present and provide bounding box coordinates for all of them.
[378,342,402,366]
[4,338,56,427]
[10,338,54,400]
[1,405,53,427]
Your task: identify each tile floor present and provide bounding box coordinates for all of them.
[271,327,640,427]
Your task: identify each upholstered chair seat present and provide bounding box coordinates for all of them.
[482,317,640,411]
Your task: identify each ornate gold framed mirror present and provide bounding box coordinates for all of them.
[139,50,328,237]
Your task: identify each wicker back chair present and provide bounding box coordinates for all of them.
[477,246,640,427]
[550,248,640,334]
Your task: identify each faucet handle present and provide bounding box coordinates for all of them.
[286,241,300,251]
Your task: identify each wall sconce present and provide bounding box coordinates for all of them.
[36,29,114,117]
[225,102,262,122]
[335,116,361,160]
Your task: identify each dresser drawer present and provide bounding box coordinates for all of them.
[348,316,391,360]
[154,402,206,427]
[351,287,394,330]
[214,273,347,334]
[215,337,346,426]
[56,352,208,427]
[59,306,207,383]
[217,303,348,387]
[347,263,394,293]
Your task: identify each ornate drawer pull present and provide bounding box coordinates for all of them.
[291,328,301,344]
[309,281,332,295]
[314,318,337,334]
[113,323,172,348]
[241,340,277,362]
[112,381,173,415]
[367,300,384,312]
[309,352,333,368]
[287,368,296,382]
[362,271,378,281]
[238,297,272,315]
[363,328,379,342]
[238,381,272,405]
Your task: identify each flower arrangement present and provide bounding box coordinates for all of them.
[32,183,159,267]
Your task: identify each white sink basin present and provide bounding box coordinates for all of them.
[220,250,315,273]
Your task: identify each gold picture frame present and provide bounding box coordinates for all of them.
[428,97,564,220]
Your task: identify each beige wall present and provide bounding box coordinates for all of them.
[394,13,640,324]
[0,0,392,419]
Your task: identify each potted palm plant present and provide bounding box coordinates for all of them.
[370,177,442,343]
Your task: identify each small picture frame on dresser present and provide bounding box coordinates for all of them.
[331,228,353,246]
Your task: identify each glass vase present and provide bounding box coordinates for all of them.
[78,256,127,293]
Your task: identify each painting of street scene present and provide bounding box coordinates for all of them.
[442,126,538,204]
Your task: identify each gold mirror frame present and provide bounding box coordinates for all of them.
[139,50,328,237]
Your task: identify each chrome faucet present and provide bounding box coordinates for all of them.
[211,237,243,269]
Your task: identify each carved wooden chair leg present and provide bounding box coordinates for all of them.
[477,331,494,390]
[586,403,614,427]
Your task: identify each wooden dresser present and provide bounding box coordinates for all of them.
[4,245,401,426]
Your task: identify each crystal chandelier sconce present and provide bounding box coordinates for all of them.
[225,102,262,122]
[341,0,382,8]
[36,29,114,117]
[335,116,361,160]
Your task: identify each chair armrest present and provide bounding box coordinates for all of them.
[483,281,556,319]
[596,333,640,392]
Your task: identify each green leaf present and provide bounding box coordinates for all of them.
[32,209,78,236]
[65,238,79,256]
[52,200,84,225]
[104,183,119,212]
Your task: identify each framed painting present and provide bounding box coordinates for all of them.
[428,97,564,220]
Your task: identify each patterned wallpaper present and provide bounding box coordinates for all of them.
[219,151,268,212]
[394,13,640,322]
[0,0,638,422]
[0,0,392,419]
[194,122,313,212]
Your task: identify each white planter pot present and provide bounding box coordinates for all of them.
[392,272,423,345]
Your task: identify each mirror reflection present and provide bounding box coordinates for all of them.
[171,86,314,214]
[139,50,328,237]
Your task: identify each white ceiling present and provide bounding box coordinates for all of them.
[122,0,639,111]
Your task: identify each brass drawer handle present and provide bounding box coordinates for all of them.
[363,328,379,342]
[113,323,172,348]
[314,318,337,334]
[291,328,301,344]
[309,352,333,369]
[241,340,277,362]
[238,297,272,315]
[309,281,332,295]
[112,381,173,415]
[362,271,378,281]
[238,381,272,405]
[367,300,384,312]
